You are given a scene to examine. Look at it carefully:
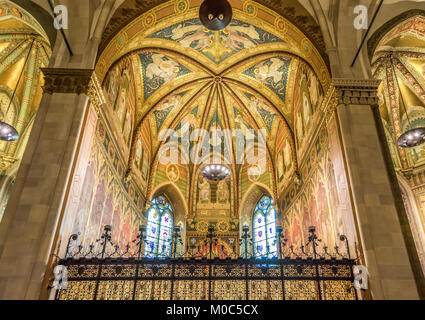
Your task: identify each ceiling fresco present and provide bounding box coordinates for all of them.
[372,15,425,170]
[98,0,328,65]
[97,0,330,207]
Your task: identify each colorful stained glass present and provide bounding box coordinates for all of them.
[253,195,278,259]
[144,195,174,258]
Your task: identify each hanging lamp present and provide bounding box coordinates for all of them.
[199,0,232,31]
[0,39,35,142]
[389,54,425,148]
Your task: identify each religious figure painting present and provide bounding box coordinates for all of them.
[148,18,283,64]
[134,138,142,169]
[245,93,276,132]
[105,67,119,105]
[141,151,150,182]
[116,71,130,127]
[123,109,132,144]
[153,94,183,132]
[166,164,180,182]
[199,176,211,203]
[140,52,191,100]
[217,180,229,204]
[244,57,291,102]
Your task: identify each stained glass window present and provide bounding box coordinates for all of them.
[144,195,174,258]
[253,195,278,259]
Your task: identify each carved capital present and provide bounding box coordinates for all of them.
[0,155,17,173]
[333,78,381,106]
[87,73,106,116]
[41,68,94,95]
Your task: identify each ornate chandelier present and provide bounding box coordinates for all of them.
[388,54,425,148]
[0,120,18,141]
[397,128,425,148]
[199,0,232,31]
[202,164,230,181]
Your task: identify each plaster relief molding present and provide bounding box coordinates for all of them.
[333,78,381,106]
[87,73,107,116]
[41,68,94,95]
[0,155,17,174]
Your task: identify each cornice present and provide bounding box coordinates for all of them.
[41,68,94,95]
[332,78,381,106]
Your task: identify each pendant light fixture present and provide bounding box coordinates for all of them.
[0,39,35,142]
[202,164,230,181]
[199,0,232,31]
[388,54,425,148]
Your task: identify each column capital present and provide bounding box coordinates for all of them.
[332,78,381,106]
[41,68,94,95]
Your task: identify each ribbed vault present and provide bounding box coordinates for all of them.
[96,0,330,216]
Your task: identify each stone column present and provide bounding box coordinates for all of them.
[0,69,98,300]
[334,79,424,299]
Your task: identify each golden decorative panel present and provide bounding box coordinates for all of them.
[211,280,246,300]
[56,258,357,301]
[96,281,134,300]
[284,280,319,300]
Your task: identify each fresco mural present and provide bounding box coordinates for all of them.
[280,115,357,253]
[139,51,192,101]
[85,0,335,260]
[243,57,291,103]
[148,18,283,64]
[292,64,325,158]
[103,59,136,150]
[275,123,295,192]
[59,107,145,255]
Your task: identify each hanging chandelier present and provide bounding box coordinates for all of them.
[199,0,232,31]
[388,54,425,148]
[0,119,18,141]
[202,164,230,181]
[0,39,35,142]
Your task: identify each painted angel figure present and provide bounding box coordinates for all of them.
[222,24,259,51]
[254,58,284,84]
[146,54,180,82]
[171,24,210,50]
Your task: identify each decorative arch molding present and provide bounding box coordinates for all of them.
[239,183,274,222]
[8,0,56,46]
[150,181,189,221]
[95,0,330,85]
[99,0,328,66]
[367,9,425,61]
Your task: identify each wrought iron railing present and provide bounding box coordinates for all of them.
[54,226,359,300]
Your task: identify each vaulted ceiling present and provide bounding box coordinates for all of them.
[96,0,330,198]
[99,0,328,66]
[0,1,51,173]
[372,14,425,170]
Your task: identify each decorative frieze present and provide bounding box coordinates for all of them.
[333,78,381,106]
[41,68,94,95]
